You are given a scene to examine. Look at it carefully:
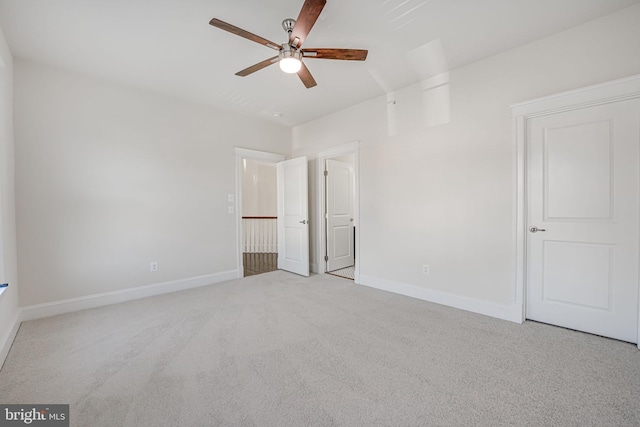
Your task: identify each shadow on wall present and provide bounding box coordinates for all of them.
[369,38,451,136]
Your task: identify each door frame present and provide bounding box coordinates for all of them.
[234,148,285,278]
[315,142,360,282]
[511,74,640,347]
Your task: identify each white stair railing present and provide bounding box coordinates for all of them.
[242,217,277,253]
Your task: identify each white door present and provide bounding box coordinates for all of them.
[277,156,309,276]
[326,159,355,272]
[526,99,640,343]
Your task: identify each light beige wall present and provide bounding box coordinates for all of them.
[0,24,19,361]
[241,159,276,217]
[14,59,291,306]
[293,4,640,308]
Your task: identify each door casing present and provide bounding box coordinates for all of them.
[512,74,640,348]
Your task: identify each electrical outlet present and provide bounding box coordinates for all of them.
[227,194,234,203]
[228,206,234,214]
[423,264,430,275]
[150,261,158,272]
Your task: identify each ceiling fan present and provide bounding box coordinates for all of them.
[209,0,368,88]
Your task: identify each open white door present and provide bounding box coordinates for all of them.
[326,159,355,272]
[277,156,309,276]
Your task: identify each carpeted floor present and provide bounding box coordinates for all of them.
[1,270,639,426]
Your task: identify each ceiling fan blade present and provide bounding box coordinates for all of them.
[298,62,318,89]
[235,56,279,77]
[210,18,281,51]
[290,0,326,48]
[297,62,317,88]
[301,48,368,61]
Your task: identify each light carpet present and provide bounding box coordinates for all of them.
[1,270,639,426]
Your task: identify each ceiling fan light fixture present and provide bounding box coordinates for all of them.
[279,57,302,73]
[279,45,302,74]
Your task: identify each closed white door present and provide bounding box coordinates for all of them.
[326,159,354,272]
[526,99,640,343]
[277,156,309,277]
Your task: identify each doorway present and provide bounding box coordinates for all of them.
[234,148,285,277]
[325,156,355,280]
[241,158,278,276]
[513,76,640,346]
[526,99,640,343]
[235,149,311,278]
[316,142,360,282]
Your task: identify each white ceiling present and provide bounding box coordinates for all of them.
[1,0,638,126]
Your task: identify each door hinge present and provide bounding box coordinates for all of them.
[324,170,328,177]
[324,255,329,262]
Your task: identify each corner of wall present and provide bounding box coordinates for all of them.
[0,309,21,370]
[0,22,21,371]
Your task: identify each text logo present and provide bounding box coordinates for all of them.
[0,405,69,427]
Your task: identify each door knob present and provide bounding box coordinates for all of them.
[529,226,546,233]
[299,220,307,224]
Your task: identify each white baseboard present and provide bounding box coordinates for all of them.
[20,270,239,322]
[359,275,523,324]
[0,312,21,370]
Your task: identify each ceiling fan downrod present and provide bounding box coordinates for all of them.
[282,18,301,47]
